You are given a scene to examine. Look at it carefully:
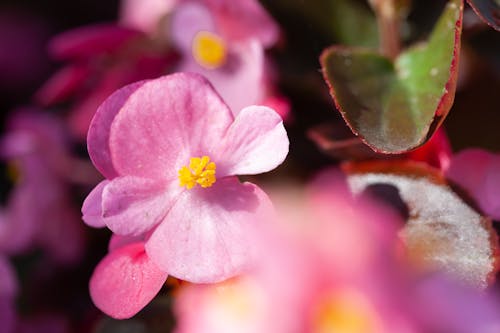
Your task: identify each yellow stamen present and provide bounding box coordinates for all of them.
[178,156,216,189]
[313,290,380,333]
[192,31,227,69]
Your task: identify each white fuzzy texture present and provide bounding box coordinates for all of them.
[348,173,495,289]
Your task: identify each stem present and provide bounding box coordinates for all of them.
[369,0,409,59]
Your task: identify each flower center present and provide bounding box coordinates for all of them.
[312,291,379,333]
[192,31,227,69]
[178,156,216,189]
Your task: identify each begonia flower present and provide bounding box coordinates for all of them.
[169,0,279,113]
[36,24,176,139]
[446,148,500,220]
[83,73,289,283]
[0,111,85,263]
[120,0,177,34]
[120,0,284,116]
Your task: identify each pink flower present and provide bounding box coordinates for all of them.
[168,0,279,113]
[83,73,289,283]
[121,0,278,46]
[36,24,176,139]
[446,148,500,220]
[173,176,406,333]
[120,0,177,33]
[173,171,500,333]
[0,110,85,263]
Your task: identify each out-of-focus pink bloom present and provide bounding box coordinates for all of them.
[120,0,177,33]
[36,24,176,139]
[0,111,85,263]
[174,169,500,333]
[89,238,168,319]
[120,0,284,116]
[174,174,408,333]
[446,149,500,220]
[410,275,500,333]
[168,0,279,113]
[0,256,17,333]
[121,0,278,46]
[82,73,288,283]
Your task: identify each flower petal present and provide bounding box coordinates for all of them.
[170,2,216,52]
[180,39,265,114]
[102,176,181,236]
[109,73,233,180]
[89,242,168,319]
[206,0,279,47]
[145,177,272,283]
[216,105,288,176]
[35,64,90,106]
[109,233,145,252]
[82,180,109,228]
[87,80,147,179]
[49,24,141,60]
[120,0,177,33]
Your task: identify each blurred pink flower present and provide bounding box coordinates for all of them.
[169,0,279,113]
[36,24,176,139]
[120,0,177,33]
[82,73,288,283]
[446,148,500,220]
[120,0,284,115]
[0,110,85,264]
[174,169,500,333]
[173,174,407,333]
[121,0,278,46]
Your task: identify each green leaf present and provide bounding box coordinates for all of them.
[321,0,463,153]
[467,0,500,31]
